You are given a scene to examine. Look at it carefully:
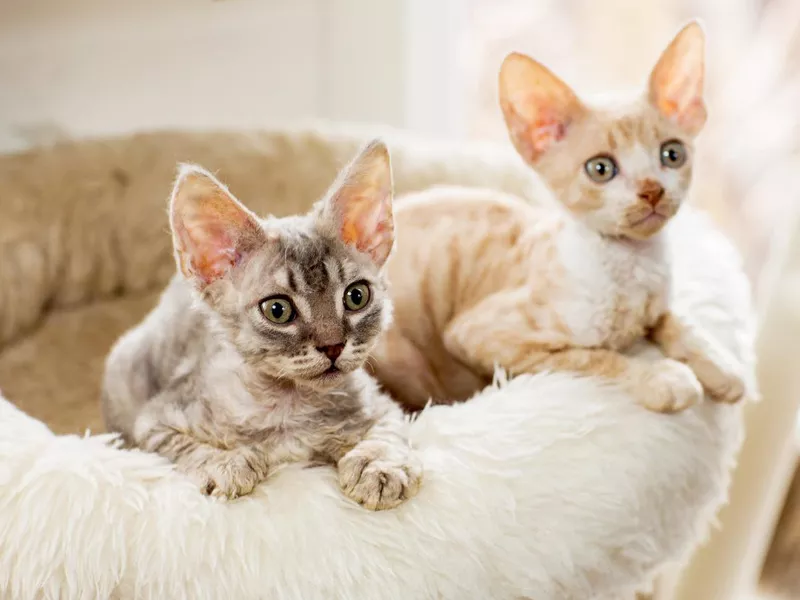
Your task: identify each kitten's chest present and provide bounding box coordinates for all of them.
[219,376,369,459]
[556,230,671,349]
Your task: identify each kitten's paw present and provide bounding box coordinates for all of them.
[690,350,747,404]
[179,450,268,500]
[338,441,422,511]
[638,359,703,413]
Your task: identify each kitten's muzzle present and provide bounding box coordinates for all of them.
[637,179,665,207]
[624,179,676,238]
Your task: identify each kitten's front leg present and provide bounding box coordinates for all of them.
[334,399,422,511]
[134,405,270,499]
[444,295,702,413]
[173,441,270,500]
[651,311,747,404]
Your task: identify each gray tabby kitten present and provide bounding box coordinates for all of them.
[102,141,422,508]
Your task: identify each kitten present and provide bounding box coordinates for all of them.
[371,21,746,413]
[102,141,422,508]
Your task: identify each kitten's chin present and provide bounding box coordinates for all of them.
[295,365,352,390]
[619,213,671,240]
[313,367,347,385]
[279,358,367,390]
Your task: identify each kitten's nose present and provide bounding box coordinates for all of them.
[637,179,665,207]
[317,343,345,361]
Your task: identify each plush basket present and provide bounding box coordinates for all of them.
[0,128,754,599]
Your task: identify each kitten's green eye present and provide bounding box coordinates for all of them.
[344,282,371,311]
[584,155,618,184]
[660,140,687,168]
[259,297,296,324]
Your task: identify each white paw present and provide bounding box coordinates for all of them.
[638,359,703,414]
[178,450,268,500]
[338,441,422,511]
[691,349,747,404]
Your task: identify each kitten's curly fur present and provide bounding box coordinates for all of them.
[371,22,747,414]
[102,141,421,507]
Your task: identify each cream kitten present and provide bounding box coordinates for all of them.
[371,21,746,413]
[102,141,422,508]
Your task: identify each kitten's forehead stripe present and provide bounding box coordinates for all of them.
[303,260,330,293]
[278,235,333,294]
[606,131,618,151]
[337,261,346,283]
[286,268,297,293]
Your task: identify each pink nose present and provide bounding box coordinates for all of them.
[317,343,345,361]
[638,180,665,207]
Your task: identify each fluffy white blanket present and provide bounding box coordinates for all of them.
[0,210,753,600]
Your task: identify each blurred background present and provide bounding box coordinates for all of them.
[2,0,800,598]
[3,0,799,279]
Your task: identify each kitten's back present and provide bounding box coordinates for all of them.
[391,186,554,320]
[101,276,211,437]
[374,187,549,408]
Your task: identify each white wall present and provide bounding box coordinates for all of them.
[0,0,466,152]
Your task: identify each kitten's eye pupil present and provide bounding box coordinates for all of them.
[259,297,295,324]
[660,139,687,168]
[584,155,618,184]
[344,282,371,311]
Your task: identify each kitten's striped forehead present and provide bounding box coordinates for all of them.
[604,113,668,152]
[270,229,360,295]
[281,232,333,293]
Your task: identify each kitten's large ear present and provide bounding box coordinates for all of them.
[498,53,585,164]
[169,165,265,287]
[322,140,394,267]
[648,20,707,135]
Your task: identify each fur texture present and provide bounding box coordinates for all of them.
[103,142,421,507]
[374,22,746,413]
[0,207,753,599]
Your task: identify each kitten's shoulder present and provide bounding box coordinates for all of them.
[101,274,208,433]
[129,274,212,355]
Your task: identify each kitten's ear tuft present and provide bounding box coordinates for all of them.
[324,140,394,267]
[498,52,585,164]
[648,20,707,135]
[169,164,264,287]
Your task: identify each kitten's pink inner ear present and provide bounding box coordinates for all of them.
[499,53,584,164]
[332,141,394,267]
[170,167,262,286]
[649,21,707,135]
